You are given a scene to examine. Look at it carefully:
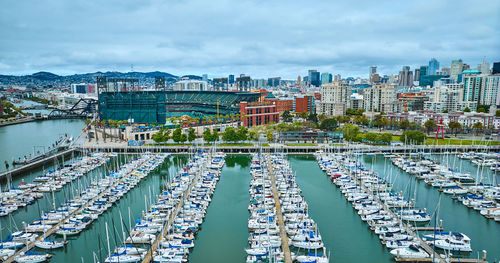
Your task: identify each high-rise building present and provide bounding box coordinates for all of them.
[334,74,341,82]
[424,84,476,112]
[419,65,428,80]
[493,62,500,74]
[228,74,235,84]
[308,70,320,87]
[370,73,381,83]
[320,72,332,85]
[363,83,397,112]
[478,60,491,74]
[202,74,208,82]
[450,59,464,81]
[398,66,413,87]
[267,77,281,87]
[414,69,420,82]
[316,81,351,116]
[428,58,439,75]
[369,66,377,78]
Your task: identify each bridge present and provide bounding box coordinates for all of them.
[48,98,97,118]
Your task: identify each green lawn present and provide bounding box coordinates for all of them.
[217,143,254,147]
[390,135,499,146]
[145,143,193,146]
[424,138,500,146]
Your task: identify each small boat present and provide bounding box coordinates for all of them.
[14,251,51,263]
[390,244,429,259]
[34,239,67,249]
[104,251,141,263]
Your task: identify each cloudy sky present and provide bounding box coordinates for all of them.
[1,0,499,79]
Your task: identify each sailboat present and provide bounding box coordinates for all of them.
[34,238,67,249]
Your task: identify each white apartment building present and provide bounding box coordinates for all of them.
[463,72,500,106]
[424,84,477,112]
[173,80,208,91]
[362,83,397,112]
[316,81,351,116]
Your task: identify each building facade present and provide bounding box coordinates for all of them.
[316,82,351,116]
[240,101,279,127]
[362,83,397,112]
[294,95,314,113]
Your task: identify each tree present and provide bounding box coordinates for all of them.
[203,128,212,142]
[320,118,338,131]
[354,115,369,126]
[424,120,437,135]
[400,130,426,145]
[477,107,486,113]
[472,122,484,135]
[222,127,238,142]
[180,133,187,143]
[448,121,461,136]
[496,110,500,117]
[282,110,293,123]
[248,130,258,141]
[443,109,449,113]
[464,107,471,112]
[318,114,327,122]
[266,131,274,142]
[399,120,411,131]
[188,128,196,142]
[299,111,308,119]
[172,127,183,143]
[341,123,360,142]
[236,126,248,141]
[364,133,379,143]
[378,133,392,145]
[152,131,163,143]
[374,116,389,131]
[307,112,318,123]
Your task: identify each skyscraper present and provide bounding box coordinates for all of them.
[428,58,439,75]
[493,62,500,74]
[419,65,428,81]
[450,59,464,81]
[228,74,235,84]
[370,66,377,77]
[478,60,491,74]
[398,66,413,87]
[414,69,420,82]
[320,72,332,85]
[308,70,320,87]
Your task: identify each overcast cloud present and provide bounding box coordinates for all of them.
[0,0,499,78]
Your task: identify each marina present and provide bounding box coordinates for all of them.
[0,121,498,263]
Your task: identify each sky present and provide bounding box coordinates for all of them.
[1,0,499,79]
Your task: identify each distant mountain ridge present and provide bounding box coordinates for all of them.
[0,71,179,87]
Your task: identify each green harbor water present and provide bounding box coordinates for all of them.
[0,119,85,173]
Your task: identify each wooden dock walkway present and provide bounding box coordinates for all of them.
[0,148,75,180]
[3,155,154,263]
[267,153,292,263]
[141,155,208,263]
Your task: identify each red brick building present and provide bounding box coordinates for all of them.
[240,101,279,127]
[294,95,314,113]
[275,99,293,112]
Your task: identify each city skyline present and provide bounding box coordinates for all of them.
[1,0,499,78]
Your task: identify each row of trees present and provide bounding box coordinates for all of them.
[152,127,196,143]
[340,123,392,144]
